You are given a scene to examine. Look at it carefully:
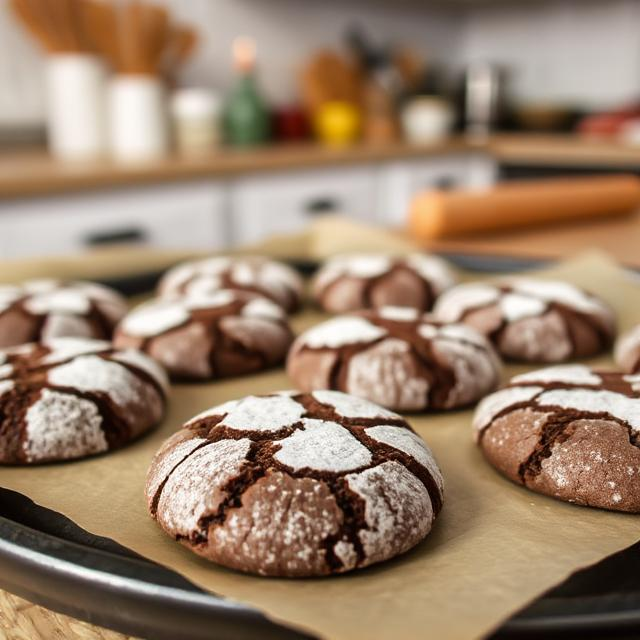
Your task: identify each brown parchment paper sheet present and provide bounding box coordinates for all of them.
[0,222,639,640]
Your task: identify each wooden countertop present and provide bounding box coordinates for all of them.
[3,134,640,199]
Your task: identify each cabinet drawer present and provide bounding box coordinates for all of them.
[229,167,377,246]
[0,181,228,259]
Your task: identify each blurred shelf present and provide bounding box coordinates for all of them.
[1,135,640,199]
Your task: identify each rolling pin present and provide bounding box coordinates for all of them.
[409,174,640,240]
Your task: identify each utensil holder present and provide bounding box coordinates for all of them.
[45,54,107,161]
[108,75,169,162]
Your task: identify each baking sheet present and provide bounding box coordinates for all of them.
[0,230,639,640]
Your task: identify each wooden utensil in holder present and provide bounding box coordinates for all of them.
[10,0,107,160]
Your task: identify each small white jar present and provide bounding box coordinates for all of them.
[401,96,454,145]
[170,88,221,155]
[108,75,169,162]
[45,54,107,161]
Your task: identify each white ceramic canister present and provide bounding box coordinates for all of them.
[45,54,107,160]
[401,96,454,145]
[108,75,169,162]
[170,88,221,155]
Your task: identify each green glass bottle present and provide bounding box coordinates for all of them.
[223,37,270,146]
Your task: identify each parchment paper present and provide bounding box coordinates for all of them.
[0,225,639,640]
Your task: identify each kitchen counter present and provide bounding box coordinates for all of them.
[2,134,640,199]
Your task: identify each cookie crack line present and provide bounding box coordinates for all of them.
[149,437,212,517]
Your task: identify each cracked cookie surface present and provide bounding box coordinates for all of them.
[312,253,456,313]
[287,307,501,411]
[157,256,304,313]
[145,390,444,577]
[114,290,293,381]
[434,279,616,363]
[0,337,168,464]
[0,279,128,348]
[474,364,640,512]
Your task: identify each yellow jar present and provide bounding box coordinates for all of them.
[313,101,361,146]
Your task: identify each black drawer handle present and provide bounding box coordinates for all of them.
[434,177,457,191]
[83,227,148,247]
[305,197,341,216]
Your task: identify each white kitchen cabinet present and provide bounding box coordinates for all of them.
[377,153,497,226]
[228,166,378,246]
[0,181,228,258]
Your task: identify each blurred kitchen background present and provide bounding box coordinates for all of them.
[2,0,640,260]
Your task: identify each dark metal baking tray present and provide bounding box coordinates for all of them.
[0,252,638,639]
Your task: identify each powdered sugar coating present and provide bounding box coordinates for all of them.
[405,254,455,293]
[346,339,430,411]
[624,374,640,392]
[434,284,500,322]
[161,257,232,294]
[242,297,285,320]
[24,289,91,315]
[346,461,433,566]
[159,256,303,312]
[48,355,149,417]
[315,255,393,290]
[146,436,208,507]
[0,380,13,397]
[378,306,420,322]
[333,541,358,571]
[111,349,170,395]
[186,398,240,425]
[499,293,546,322]
[41,337,111,365]
[513,365,602,387]
[156,439,251,537]
[274,419,372,472]
[365,424,443,492]
[615,325,640,372]
[535,389,640,431]
[6,280,126,321]
[0,286,22,313]
[312,390,401,419]
[315,253,455,297]
[510,279,609,315]
[301,316,388,349]
[436,322,493,349]
[218,395,306,432]
[473,386,544,433]
[23,389,107,462]
[184,290,236,310]
[121,300,189,337]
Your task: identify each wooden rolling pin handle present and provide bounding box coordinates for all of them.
[409,175,640,240]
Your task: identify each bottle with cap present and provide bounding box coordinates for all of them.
[222,37,270,146]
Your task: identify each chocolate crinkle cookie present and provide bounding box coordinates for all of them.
[0,279,128,348]
[146,390,443,577]
[114,290,293,380]
[157,256,304,313]
[312,253,456,313]
[0,337,168,464]
[434,278,616,363]
[287,307,501,412]
[615,324,640,374]
[474,364,640,512]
